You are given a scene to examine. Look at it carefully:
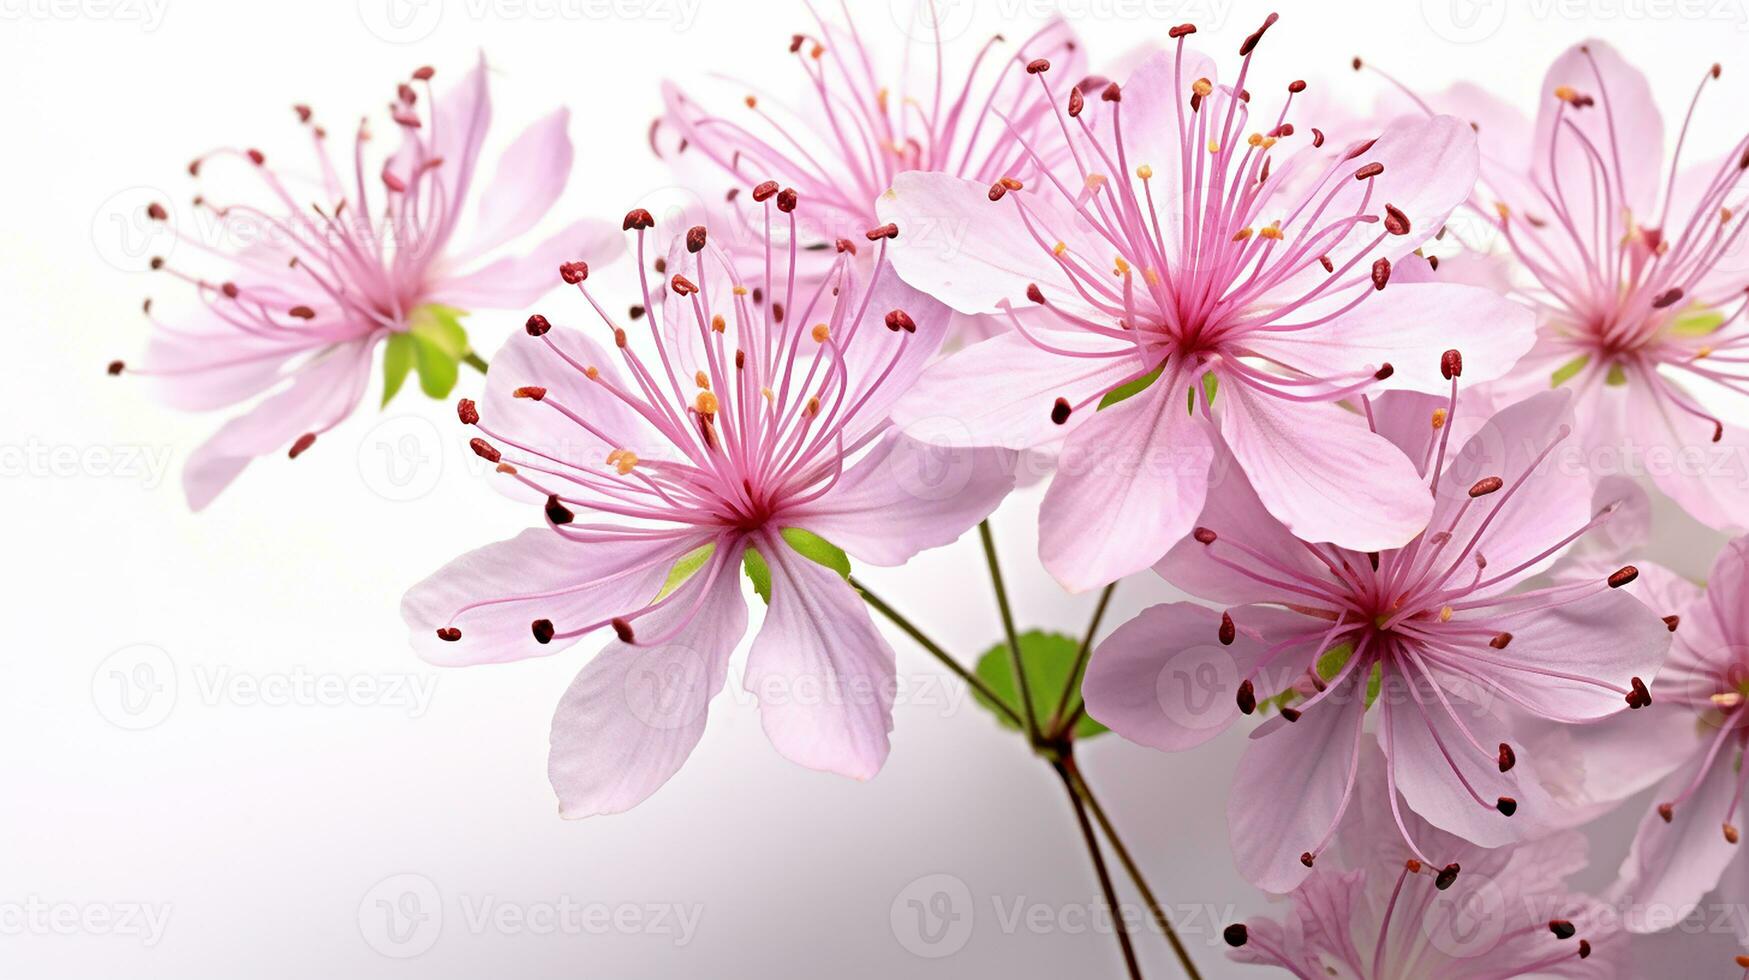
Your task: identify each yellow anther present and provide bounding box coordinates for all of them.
[811,323,831,343]
[1260,137,1277,149]
[1232,227,1254,242]
[761,386,774,403]
[1192,78,1213,97]
[711,313,726,332]
[1113,256,1131,277]
[1259,222,1284,241]
[1247,132,1263,147]
[744,95,758,109]
[1143,268,1161,286]
[810,43,824,59]
[614,451,639,476]
[584,365,600,380]
[877,87,889,112]
[1439,606,1454,623]
[804,396,821,417]
[1494,201,1511,220]
[1553,84,1578,103]
[1136,164,1153,180]
[1715,692,1745,709]
[998,176,1023,191]
[695,391,719,415]
[1724,207,1736,223]
[695,370,710,390]
[1431,408,1448,430]
[732,285,748,296]
[1084,173,1108,190]
[1207,139,1221,154]
[1698,346,1714,359]
[1053,241,1068,256]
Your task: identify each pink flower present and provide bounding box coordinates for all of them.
[1613,536,1749,940]
[877,15,1536,590]
[1224,739,1624,976]
[401,193,1014,817]
[119,54,619,509]
[655,7,1086,341]
[1392,40,1749,532]
[1083,364,1670,893]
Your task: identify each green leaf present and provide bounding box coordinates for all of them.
[1098,364,1163,410]
[1670,306,1725,338]
[655,543,717,601]
[742,547,772,604]
[972,630,1109,740]
[381,333,415,407]
[1549,354,1590,388]
[742,529,854,605]
[407,304,472,400]
[1263,643,1381,715]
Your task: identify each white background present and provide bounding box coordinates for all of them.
[5,0,1749,976]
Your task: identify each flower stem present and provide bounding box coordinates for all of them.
[1064,758,1203,980]
[1049,581,1117,739]
[853,576,1024,729]
[979,520,1039,742]
[1054,758,1144,980]
[462,350,489,374]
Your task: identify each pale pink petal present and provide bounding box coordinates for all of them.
[1040,372,1214,592]
[182,340,374,511]
[400,528,703,666]
[140,316,306,412]
[1084,602,1320,752]
[547,551,749,818]
[456,107,574,261]
[893,330,1140,450]
[478,322,659,476]
[1518,701,1700,828]
[1230,667,1370,893]
[1624,378,1749,534]
[1616,746,1740,931]
[1216,381,1432,551]
[429,217,623,312]
[1532,41,1665,219]
[786,432,1014,567]
[831,262,954,445]
[1249,282,1536,395]
[744,538,895,779]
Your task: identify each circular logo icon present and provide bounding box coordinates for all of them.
[1421,870,1508,958]
[356,414,445,502]
[1155,644,1240,732]
[887,0,977,44]
[92,644,178,731]
[1419,0,1509,44]
[890,873,974,959]
[357,0,443,44]
[884,423,986,503]
[622,642,715,732]
[91,186,177,274]
[358,873,442,958]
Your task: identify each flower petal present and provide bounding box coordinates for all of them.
[458,107,574,261]
[547,551,749,818]
[1616,746,1740,931]
[429,217,623,312]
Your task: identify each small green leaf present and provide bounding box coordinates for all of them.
[407,304,472,400]
[1099,364,1164,410]
[779,527,851,581]
[972,630,1109,739]
[655,543,717,601]
[1605,363,1629,387]
[381,333,415,407]
[1670,306,1726,338]
[1549,354,1590,388]
[742,547,772,604]
[1263,643,1382,715]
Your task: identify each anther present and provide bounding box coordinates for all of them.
[1168,23,1196,39]
[866,223,898,240]
[1498,743,1516,772]
[1627,676,1651,709]
[811,323,830,343]
[611,617,635,643]
[1051,397,1072,425]
[1652,288,1684,309]
[1288,79,1306,93]
[525,314,552,336]
[1237,12,1276,55]
[1550,919,1576,940]
[1067,87,1085,117]
[1659,803,1675,822]
[288,305,316,320]
[1280,707,1302,723]
[545,495,574,525]
[1299,851,1315,868]
[560,261,589,284]
[246,148,265,166]
[288,433,316,459]
[1608,566,1639,589]
[1102,82,1121,102]
[1354,162,1385,181]
[1727,823,1741,844]
[469,438,500,463]
[686,225,707,253]
[1219,612,1236,646]
[514,386,546,401]
[885,309,916,333]
[1441,349,1463,380]
[1383,203,1411,236]
[1374,363,1394,381]
[1371,257,1391,290]
[532,619,555,645]
[1222,924,1247,947]
[1435,864,1460,890]
[752,180,779,202]
[457,398,479,425]
[695,391,719,415]
[1469,476,1504,498]
[1663,615,1681,632]
[774,187,798,212]
[1236,679,1256,715]
[1194,527,1217,545]
[1490,632,1513,650]
[1026,283,1046,304]
[1578,940,1591,959]
[622,208,655,231]
[670,274,698,297]
[107,360,126,376]
[436,627,461,642]
[1025,58,1050,74]
[1496,796,1517,816]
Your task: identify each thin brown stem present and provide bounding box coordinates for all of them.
[1050,581,1117,738]
[980,520,1039,742]
[853,576,1024,728]
[1054,759,1144,980]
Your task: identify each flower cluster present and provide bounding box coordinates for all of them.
[115,9,1749,975]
